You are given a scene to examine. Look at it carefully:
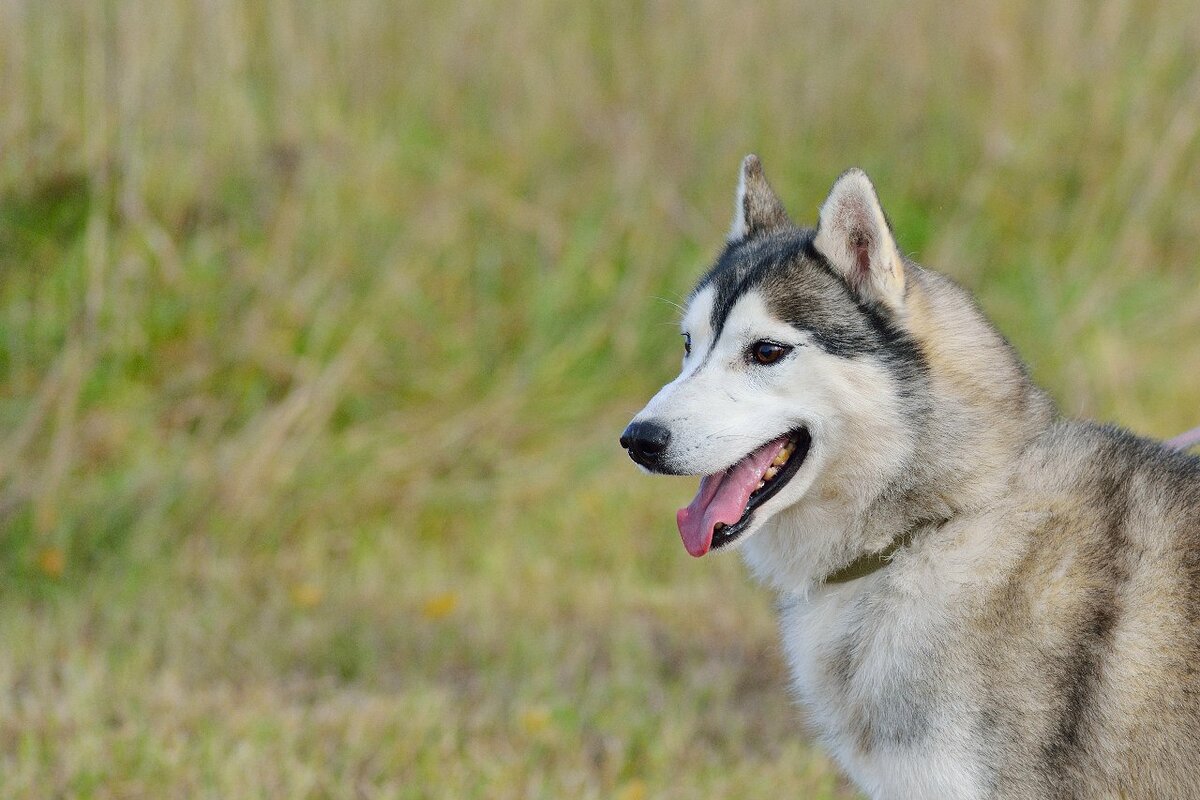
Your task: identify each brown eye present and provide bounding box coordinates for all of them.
[682,332,692,356]
[750,340,790,365]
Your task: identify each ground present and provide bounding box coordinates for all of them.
[1,1,1199,797]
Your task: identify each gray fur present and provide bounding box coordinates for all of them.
[625,159,1200,798]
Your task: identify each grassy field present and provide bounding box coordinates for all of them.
[1,1,1200,797]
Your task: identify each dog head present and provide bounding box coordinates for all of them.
[622,157,928,561]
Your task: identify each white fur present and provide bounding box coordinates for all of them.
[728,157,750,242]
[633,291,814,478]
[630,288,915,587]
[623,162,1198,798]
[776,511,1037,799]
[738,340,914,591]
[782,595,987,800]
[627,282,993,798]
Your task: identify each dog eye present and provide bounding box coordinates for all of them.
[750,340,791,365]
[682,332,692,356]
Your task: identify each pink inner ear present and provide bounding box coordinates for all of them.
[851,230,873,284]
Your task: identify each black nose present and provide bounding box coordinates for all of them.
[619,420,672,470]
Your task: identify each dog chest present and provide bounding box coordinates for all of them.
[778,588,988,799]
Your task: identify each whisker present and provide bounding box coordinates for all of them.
[653,296,688,317]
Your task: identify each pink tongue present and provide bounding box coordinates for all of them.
[676,437,788,557]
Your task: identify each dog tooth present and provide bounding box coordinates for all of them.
[764,466,779,480]
[756,481,765,490]
[772,451,789,466]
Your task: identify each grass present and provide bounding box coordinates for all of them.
[1,0,1200,797]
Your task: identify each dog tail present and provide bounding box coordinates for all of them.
[1166,425,1200,451]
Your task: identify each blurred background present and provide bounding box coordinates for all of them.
[1,1,1199,797]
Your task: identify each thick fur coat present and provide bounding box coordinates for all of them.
[622,157,1200,799]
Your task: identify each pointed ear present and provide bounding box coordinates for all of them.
[728,154,792,242]
[813,169,905,310]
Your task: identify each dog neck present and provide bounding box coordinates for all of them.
[903,267,1056,504]
[820,524,921,585]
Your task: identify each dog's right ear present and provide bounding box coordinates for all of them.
[728,154,792,242]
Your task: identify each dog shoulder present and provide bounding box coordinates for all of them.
[969,421,1200,793]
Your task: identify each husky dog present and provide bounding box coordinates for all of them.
[621,156,1200,799]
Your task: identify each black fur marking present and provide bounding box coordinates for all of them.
[1040,431,1140,792]
[692,228,928,390]
[695,231,807,345]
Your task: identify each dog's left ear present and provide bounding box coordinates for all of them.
[729,154,792,242]
[814,169,905,311]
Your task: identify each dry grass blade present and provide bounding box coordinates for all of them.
[0,1,1197,798]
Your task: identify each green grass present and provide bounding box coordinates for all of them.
[1,1,1200,797]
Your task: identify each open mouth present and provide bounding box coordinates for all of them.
[676,428,812,557]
